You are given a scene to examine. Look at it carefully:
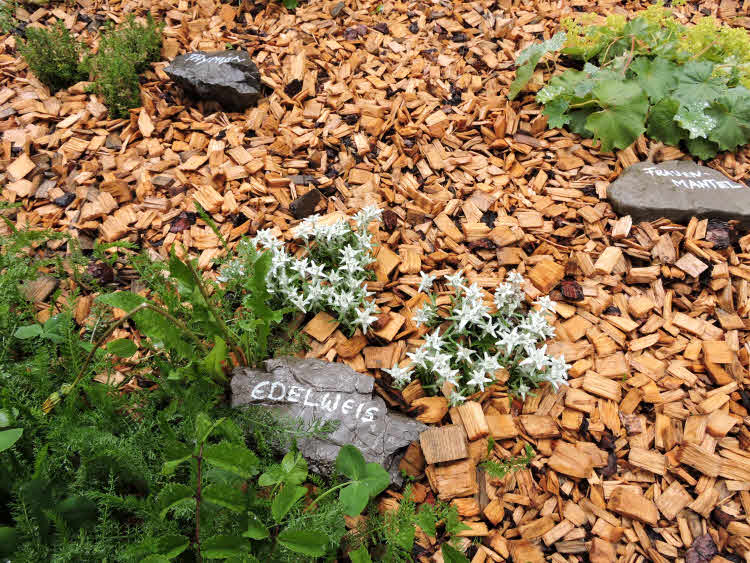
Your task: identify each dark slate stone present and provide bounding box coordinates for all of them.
[289,188,324,219]
[608,160,750,227]
[165,51,261,112]
[53,192,75,207]
[231,357,426,481]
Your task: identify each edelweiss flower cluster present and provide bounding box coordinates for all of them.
[221,206,382,335]
[385,271,569,404]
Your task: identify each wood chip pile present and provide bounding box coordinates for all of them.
[3,0,750,561]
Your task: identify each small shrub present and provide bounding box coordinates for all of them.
[88,14,163,118]
[19,20,87,92]
[0,0,16,34]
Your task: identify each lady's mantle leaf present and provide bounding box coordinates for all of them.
[631,56,677,103]
[585,80,649,152]
[647,98,687,146]
[706,88,750,151]
[509,32,566,100]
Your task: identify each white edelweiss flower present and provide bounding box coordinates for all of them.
[423,331,444,352]
[354,205,383,228]
[496,327,522,356]
[306,261,327,280]
[253,228,281,249]
[455,344,474,363]
[435,364,460,386]
[418,271,436,293]
[384,362,412,388]
[478,351,502,375]
[406,345,430,368]
[288,292,310,313]
[506,270,525,287]
[535,295,556,314]
[516,382,531,400]
[444,271,466,290]
[519,344,549,372]
[355,306,379,334]
[448,391,466,406]
[413,304,434,327]
[463,283,483,302]
[467,369,493,392]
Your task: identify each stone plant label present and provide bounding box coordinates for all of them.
[608,160,750,227]
[231,357,426,480]
[164,50,261,112]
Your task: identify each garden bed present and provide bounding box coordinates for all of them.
[2,0,750,561]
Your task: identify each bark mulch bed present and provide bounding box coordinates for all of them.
[3,0,750,561]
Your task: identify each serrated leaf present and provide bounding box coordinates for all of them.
[675,101,716,139]
[97,291,148,312]
[706,88,750,151]
[509,32,566,100]
[349,545,373,563]
[201,336,228,381]
[567,108,596,137]
[201,535,248,559]
[674,60,727,105]
[106,338,137,357]
[203,484,246,513]
[271,484,307,522]
[415,505,437,537]
[243,512,269,540]
[13,324,43,340]
[441,544,470,563]
[631,56,677,103]
[155,483,194,519]
[258,451,307,487]
[168,251,196,297]
[277,530,329,557]
[585,80,649,152]
[203,442,258,478]
[542,97,570,128]
[155,534,190,558]
[685,137,720,160]
[195,413,225,445]
[647,98,687,146]
[0,428,23,453]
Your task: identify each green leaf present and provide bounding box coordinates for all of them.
[140,556,171,563]
[277,530,329,557]
[685,137,720,160]
[585,80,649,152]
[415,505,437,537]
[106,338,137,357]
[203,484,246,513]
[509,32,566,100]
[674,60,727,105]
[201,535,248,559]
[201,336,228,381]
[243,512,269,540]
[567,108,596,137]
[56,495,98,529]
[0,428,23,453]
[339,481,370,517]
[155,483,194,519]
[0,527,17,558]
[155,534,190,558]
[282,0,298,9]
[441,544,470,563]
[630,56,677,103]
[646,97,687,146]
[336,444,367,480]
[195,412,225,445]
[97,291,148,312]
[168,250,196,296]
[361,462,390,497]
[707,88,750,151]
[13,324,43,340]
[203,442,258,478]
[271,484,307,522]
[542,97,570,129]
[349,545,373,563]
[260,451,308,487]
[675,101,716,139]
[161,442,192,476]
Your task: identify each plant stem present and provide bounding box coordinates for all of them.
[195,443,204,562]
[304,482,349,512]
[185,257,247,366]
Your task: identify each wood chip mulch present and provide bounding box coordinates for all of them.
[3,0,750,561]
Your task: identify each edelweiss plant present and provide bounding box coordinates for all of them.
[385,271,569,404]
[221,206,382,336]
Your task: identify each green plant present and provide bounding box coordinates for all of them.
[87,14,163,117]
[19,20,87,92]
[0,0,16,34]
[348,486,471,562]
[510,5,750,159]
[481,443,535,480]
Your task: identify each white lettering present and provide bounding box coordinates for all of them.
[341,399,355,414]
[251,381,269,400]
[320,393,341,413]
[361,407,379,422]
[355,403,365,420]
[303,388,318,407]
[184,53,244,65]
[268,382,286,401]
[287,385,302,403]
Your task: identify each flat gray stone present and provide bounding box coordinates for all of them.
[231,357,426,481]
[165,51,261,112]
[608,160,750,227]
